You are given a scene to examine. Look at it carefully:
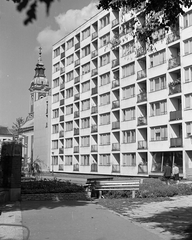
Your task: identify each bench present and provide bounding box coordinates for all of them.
[93,179,143,199]
[86,177,113,185]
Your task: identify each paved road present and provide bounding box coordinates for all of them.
[21,200,163,240]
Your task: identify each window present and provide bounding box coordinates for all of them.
[151,125,167,141]
[184,66,192,82]
[150,50,166,67]
[82,99,90,111]
[81,136,90,147]
[185,93,192,109]
[100,113,110,125]
[52,156,58,165]
[121,19,134,35]
[53,62,60,73]
[81,155,89,166]
[82,27,90,40]
[150,100,167,116]
[100,72,110,86]
[100,33,110,47]
[65,138,73,148]
[122,85,135,99]
[67,38,74,49]
[66,71,73,82]
[65,155,72,165]
[100,154,110,165]
[53,78,59,88]
[66,87,73,99]
[53,109,59,118]
[150,75,166,92]
[100,92,110,106]
[122,62,135,78]
[82,45,90,57]
[183,11,192,28]
[52,140,58,149]
[67,54,74,65]
[122,107,135,121]
[81,117,90,129]
[184,38,192,55]
[186,122,192,137]
[66,104,73,115]
[82,81,90,93]
[52,124,59,134]
[53,93,59,103]
[53,47,60,58]
[122,41,134,57]
[100,133,110,145]
[123,130,136,143]
[100,53,110,66]
[122,153,136,166]
[100,14,110,29]
[66,121,73,131]
[82,63,90,75]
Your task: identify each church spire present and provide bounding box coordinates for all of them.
[34,46,46,78]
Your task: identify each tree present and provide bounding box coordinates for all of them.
[97,0,192,44]
[12,117,25,139]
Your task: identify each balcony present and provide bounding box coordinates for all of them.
[59,130,64,138]
[92,31,98,40]
[61,52,65,59]
[170,137,182,147]
[91,163,98,172]
[137,92,147,103]
[112,79,120,88]
[91,124,97,133]
[91,144,98,152]
[60,83,65,90]
[112,164,120,173]
[112,121,120,130]
[60,67,65,74]
[74,93,80,101]
[169,82,181,95]
[137,116,147,126]
[136,46,146,57]
[167,32,180,44]
[91,87,98,95]
[74,128,79,136]
[91,106,98,114]
[91,68,98,77]
[170,110,182,121]
[112,19,119,28]
[60,115,64,122]
[60,99,65,106]
[74,59,80,67]
[74,146,79,153]
[112,100,120,109]
[73,163,79,171]
[138,164,148,174]
[74,76,80,84]
[138,140,147,149]
[137,70,146,80]
[91,50,98,58]
[112,143,120,151]
[59,147,64,154]
[112,59,119,68]
[74,111,79,118]
[75,42,80,50]
[168,57,180,69]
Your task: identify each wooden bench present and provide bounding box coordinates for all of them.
[86,177,113,185]
[93,179,143,199]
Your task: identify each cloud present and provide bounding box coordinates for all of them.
[37,2,99,53]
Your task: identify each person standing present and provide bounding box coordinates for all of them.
[172,163,180,184]
[163,163,172,185]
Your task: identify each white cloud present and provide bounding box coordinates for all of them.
[37,2,99,53]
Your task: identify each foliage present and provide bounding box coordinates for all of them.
[12,117,25,138]
[21,178,85,194]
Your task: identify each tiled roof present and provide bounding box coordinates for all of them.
[0,126,13,136]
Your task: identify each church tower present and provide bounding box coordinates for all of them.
[28,47,50,118]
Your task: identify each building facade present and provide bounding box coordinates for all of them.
[51,7,192,179]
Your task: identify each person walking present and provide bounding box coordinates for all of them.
[172,163,180,184]
[163,163,172,185]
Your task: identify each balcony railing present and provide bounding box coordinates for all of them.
[112,100,120,109]
[74,59,80,67]
[73,163,79,171]
[60,115,64,122]
[168,57,180,69]
[60,67,65,74]
[112,19,119,28]
[112,59,119,68]
[60,99,65,106]
[60,83,65,90]
[91,87,98,95]
[169,83,181,95]
[91,144,98,152]
[138,140,147,149]
[61,52,65,59]
[112,143,120,151]
[91,163,98,172]
[74,128,79,135]
[91,124,98,133]
[112,164,120,173]
[137,92,147,103]
[137,116,147,126]
[138,164,148,174]
[91,68,98,76]
[92,31,98,40]
[59,130,64,138]
[75,42,80,50]
[59,148,64,154]
[112,79,120,88]
[74,76,80,84]
[170,110,182,121]
[91,50,98,58]
[137,70,146,80]
[74,111,79,118]
[74,146,79,153]
[136,46,146,57]
[112,121,120,130]
[74,93,80,101]
[91,106,98,114]
[167,32,180,44]
[170,137,182,147]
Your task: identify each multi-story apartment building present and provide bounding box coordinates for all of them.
[51,7,192,179]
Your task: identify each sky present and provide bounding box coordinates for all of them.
[0,0,100,128]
